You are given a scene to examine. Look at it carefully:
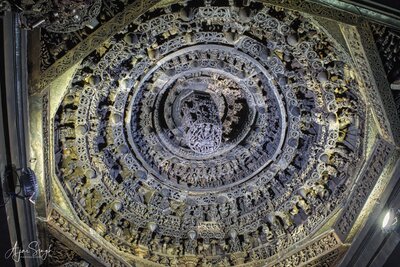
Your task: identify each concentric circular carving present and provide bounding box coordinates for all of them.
[125,44,285,191]
[54,1,366,265]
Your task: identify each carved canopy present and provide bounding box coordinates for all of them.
[28,0,400,266]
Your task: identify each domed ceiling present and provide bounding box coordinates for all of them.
[28,0,400,266]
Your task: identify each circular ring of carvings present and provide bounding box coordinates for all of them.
[54,1,366,265]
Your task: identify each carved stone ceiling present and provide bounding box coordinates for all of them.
[27,0,400,266]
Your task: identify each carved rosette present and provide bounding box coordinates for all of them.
[52,0,367,265]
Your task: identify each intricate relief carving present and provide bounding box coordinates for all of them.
[34,0,364,94]
[334,137,394,241]
[182,92,223,155]
[303,247,345,267]
[48,207,130,267]
[38,0,141,71]
[45,235,89,266]
[268,231,341,267]
[340,23,400,144]
[371,24,400,84]
[50,1,368,266]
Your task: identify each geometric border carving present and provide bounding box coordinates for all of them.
[48,206,131,267]
[43,91,52,214]
[340,23,400,145]
[334,137,394,241]
[304,245,348,267]
[46,200,350,267]
[245,231,343,267]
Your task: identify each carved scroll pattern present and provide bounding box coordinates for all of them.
[340,23,400,144]
[334,137,394,241]
[267,231,342,267]
[48,207,131,267]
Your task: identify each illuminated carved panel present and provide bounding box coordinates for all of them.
[340,23,400,144]
[334,138,393,241]
[41,1,399,266]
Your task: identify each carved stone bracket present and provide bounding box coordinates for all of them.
[180,255,200,267]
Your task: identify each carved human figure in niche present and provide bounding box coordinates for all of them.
[184,238,197,255]
[241,233,252,252]
[198,240,212,256]
[269,217,286,237]
[139,229,153,246]
[116,219,131,239]
[228,236,242,253]
[249,250,260,261]
[289,203,300,217]
[214,257,229,267]
[207,204,218,221]
[132,186,146,204]
[315,183,330,201]
[84,189,100,215]
[150,234,161,251]
[297,197,311,215]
